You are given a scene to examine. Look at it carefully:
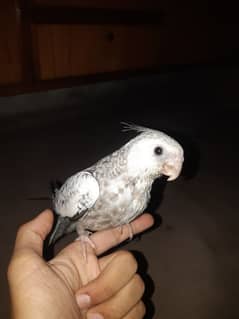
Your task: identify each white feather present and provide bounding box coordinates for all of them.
[54,172,99,218]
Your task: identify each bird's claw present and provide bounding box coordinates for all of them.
[117,223,134,240]
[75,234,96,262]
[126,223,134,240]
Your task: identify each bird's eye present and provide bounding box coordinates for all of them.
[154,146,163,155]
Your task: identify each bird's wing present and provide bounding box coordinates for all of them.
[53,171,100,219]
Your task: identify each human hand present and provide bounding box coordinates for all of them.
[8,209,154,319]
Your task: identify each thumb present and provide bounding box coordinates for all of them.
[14,209,54,256]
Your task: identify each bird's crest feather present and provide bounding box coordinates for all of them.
[121,122,156,134]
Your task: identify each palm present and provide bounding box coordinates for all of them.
[14,243,98,318]
[9,211,153,319]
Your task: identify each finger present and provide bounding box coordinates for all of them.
[123,301,146,319]
[53,243,101,290]
[61,213,153,259]
[92,213,154,255]
[86,273,145,319]
[75,250,137,310]
[14,209,53,256]
[55,213,153,291]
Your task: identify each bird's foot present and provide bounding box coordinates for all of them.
[118,225,124,235]
[126,223,134,240]
[75,232,96,262]
[117,223,134,240]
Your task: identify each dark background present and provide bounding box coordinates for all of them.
[0,62,239,318]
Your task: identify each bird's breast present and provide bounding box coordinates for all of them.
[79,175,152,231]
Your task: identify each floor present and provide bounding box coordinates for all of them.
[1,65,239,318]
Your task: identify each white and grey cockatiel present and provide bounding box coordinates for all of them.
[49,124,184,246]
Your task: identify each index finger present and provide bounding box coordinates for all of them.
[92,213,154,256]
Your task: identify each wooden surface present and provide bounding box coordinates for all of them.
[32,0,161,10]
[0,0,238,95]
[33,24,161,80]
[0,1,22,85]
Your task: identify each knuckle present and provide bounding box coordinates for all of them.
[100,284,115,299]
[133,274,145,295]
[116,250,137,271]
[16,223,28,238]
[7,255,23,281]
[137,301,146,318]
[125,301,146,319]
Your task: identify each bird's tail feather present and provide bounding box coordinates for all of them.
[50,180,62,198]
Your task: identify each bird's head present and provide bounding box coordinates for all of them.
[124,124,184,181]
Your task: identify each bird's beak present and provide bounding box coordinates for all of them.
[48,215,72,245]
[162,161,183,181]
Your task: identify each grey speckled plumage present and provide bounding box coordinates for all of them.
[49,124,184,244]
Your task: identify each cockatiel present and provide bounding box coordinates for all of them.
[49,124,184,247]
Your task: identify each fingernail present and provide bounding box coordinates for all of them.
[87,313,104,319]
[76,294,91,309]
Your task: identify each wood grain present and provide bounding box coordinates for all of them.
[0,1,22,85]
[33,24,161,80]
